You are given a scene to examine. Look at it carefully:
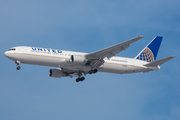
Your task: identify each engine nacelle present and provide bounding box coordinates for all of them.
[49,69,68,78]
[69,55,87,65]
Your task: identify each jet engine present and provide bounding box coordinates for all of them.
[69,55,88,65]
[49,69,68,78]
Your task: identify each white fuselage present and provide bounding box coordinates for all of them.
[4,46,160,74]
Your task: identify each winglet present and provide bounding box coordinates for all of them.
[144,56,175,67]
[137,35,144,38]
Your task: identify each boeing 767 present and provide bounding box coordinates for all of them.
[4,36,175,82]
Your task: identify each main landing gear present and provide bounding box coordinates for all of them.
[76,77,85,82]
[15,61,21,70]
[75,69,98,82]
[76,71,86,82]
[88,69,98,74]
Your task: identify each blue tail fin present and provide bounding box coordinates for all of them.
[135,36,162,62]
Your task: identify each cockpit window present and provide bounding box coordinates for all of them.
[8,48,16,51]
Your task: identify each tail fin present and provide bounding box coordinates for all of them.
[135,36,162,62]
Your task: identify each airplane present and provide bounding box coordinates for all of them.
[4,36,175,82]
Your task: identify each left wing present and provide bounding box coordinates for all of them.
[85,36,144,59]
[85,36,144,69]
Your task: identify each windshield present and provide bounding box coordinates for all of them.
[8,48,16,51]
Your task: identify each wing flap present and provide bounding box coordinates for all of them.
[144,56,175,66]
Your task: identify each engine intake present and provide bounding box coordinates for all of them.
[49,69,68,78]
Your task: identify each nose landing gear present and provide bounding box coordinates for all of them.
[15,61,21,70]
[16,66,21,70]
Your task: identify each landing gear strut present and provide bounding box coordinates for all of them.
[15,61,21,70]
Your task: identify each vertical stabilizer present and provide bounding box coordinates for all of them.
[135,36,162,62]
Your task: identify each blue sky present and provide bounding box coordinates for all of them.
[0,0,180,120]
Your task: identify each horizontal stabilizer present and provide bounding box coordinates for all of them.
[144,56,175,66]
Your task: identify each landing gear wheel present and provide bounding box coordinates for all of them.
[81,77,85,81]
[94,69,98,73]
[76,79,79,82]
[76,77,85,82]
[16,66,21,70]
[89,71,92,74]
[89,69,98,74]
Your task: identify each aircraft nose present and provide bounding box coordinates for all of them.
[4,51,11,58]
[4,51,16,60]
[4,51,8,57]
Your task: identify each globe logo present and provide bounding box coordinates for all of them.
[137,47,154,62]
